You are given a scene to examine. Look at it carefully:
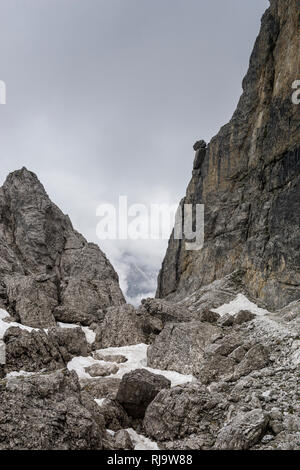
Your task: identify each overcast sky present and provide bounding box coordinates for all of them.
[0,0,269,301]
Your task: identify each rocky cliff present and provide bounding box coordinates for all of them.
[157,0,300,310]
[0,167,125,328]
[0,0,300,452]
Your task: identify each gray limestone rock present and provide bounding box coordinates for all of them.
[96,398,130,431]
[47,326,89,362]
[97,304,147,348]
[144,382,227,443]
[0,369,106,450]
[114,430,134,450]
[3,326,65,374]
[116,368,171,419]
[214,409,269,450]
[156,0,300,311]
[233,344,270,380]
[234,310,256,325]
[81,377,121,400]
[0,167,125,328]
[147,321,222,375]
[85,363,119,377]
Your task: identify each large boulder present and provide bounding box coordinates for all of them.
[47,326,89,362]
[96,304,147,348]
[3,327,65,374]
[147,321,222,375]
[116,369,171,419]
[5,275,57,328]
[0,370,106,449]
[3,326,89,374]
[194,333,248,384]
[113,430,134,450]
[214,409,269,450]
[233,310,256,325]
[81,377,121,400]
[143,382,227,443]
[233,344,269,380]
[138,298,191,323]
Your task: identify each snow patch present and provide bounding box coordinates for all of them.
[81,326,96,344]
[0,309,9,321]
[6,370,39,378]
[212,294,270,317]
[68,343,194,386]
[67,355,100,379]
[0,309,37,340]
[57,322,96,344]
[126,428,159,450]
[94,398,107,407]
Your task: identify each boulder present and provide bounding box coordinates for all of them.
[0,369,106,449]
[5,275,57,329]
[48,326,88,362]
[138,298,191,323]
[198,310,220,323]
[147,321,222,375]
[96,398,130,431]
[195,333,246,383]
[96,304,147,348]
[3,325,89,374]
[214,409,269,450]
[233,344,269,380]
[81,377,121,400]
[3,326,65,374]
[92,352,127,363]
[234,310,256,325]
[144,382,227,442]
[116,369,171,419]
[0,167,125,329]
[85,363,119,377]
[195,355,236,385]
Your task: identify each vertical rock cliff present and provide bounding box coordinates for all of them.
[157,0,300,309]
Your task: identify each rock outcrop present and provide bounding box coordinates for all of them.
[116,369,171,419]
[147,321,222,375]
[0,370,106,450]
[214,409,269,450]
[0,0,299,452]
[95,304,147,348]
[3,325,89,375]
[143,383,227,446]
[0,167,125,328]
[157,0,300,310]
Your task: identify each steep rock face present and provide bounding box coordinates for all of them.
[157,0,300,309]
[0,167,125,327]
